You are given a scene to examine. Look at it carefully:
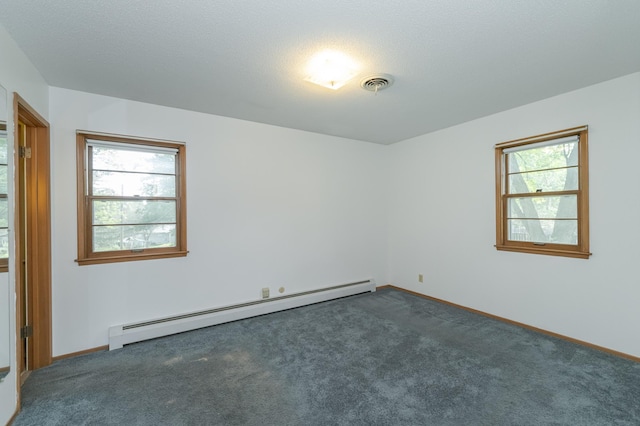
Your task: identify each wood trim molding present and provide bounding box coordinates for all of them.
[52,345,109,362]
[377,285,640,363]
[13,94,47,127]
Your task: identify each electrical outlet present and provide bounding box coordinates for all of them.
[418,274,424,283]
[262,288,270,299]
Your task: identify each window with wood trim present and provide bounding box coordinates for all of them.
[76,131,187,265]
[495,126,590,259]
[0,123,7,271]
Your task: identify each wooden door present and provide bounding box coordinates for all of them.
[13,95,52,388]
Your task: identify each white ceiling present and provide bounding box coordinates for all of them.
[1,1,639,144]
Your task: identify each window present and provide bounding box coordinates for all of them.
[0,123,7,271]
[76,131,187,265]
[495,126,590,259]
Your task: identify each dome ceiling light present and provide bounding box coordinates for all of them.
[304,50,359,90]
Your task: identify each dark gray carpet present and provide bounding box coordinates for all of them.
[12,288,640,425]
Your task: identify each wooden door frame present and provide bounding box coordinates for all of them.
[13,93,52,385]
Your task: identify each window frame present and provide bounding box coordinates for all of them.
[76,130,188,265]
[0,122,7,271]
[495,126,590,259]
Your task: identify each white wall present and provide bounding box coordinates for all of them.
[0,23,49,426]
[388,72,640,358]
[0,27,49,118]
[49,87,389,356]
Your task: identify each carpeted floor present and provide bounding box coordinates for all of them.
[12,288,640,425]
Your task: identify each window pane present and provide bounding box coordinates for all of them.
[508,195,577,220]
[93,200,176,225]
[93,171,176,197]
[78,132,187,264]
[0,165,6,194]
[0,199,7,228]
[508,167,578,194]
[92,147,175,174]
[507,141,577,173]
[0,133,7,164]
[0,133,6,194]
[508,219,577,245]
[93,224,176,252]
[0,228,7,259]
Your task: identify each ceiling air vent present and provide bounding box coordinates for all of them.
[360,74,394,94]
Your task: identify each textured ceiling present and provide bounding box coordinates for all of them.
[1,1,639,144]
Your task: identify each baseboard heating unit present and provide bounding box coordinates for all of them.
[108,279,376,350]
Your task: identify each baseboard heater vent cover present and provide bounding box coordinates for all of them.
[108,279,375,350]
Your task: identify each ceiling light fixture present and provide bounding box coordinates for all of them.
[304,50,359,90]
[360,74,394,95]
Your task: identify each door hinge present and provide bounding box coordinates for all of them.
[20,325,33,339]
[19,146,32,159]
